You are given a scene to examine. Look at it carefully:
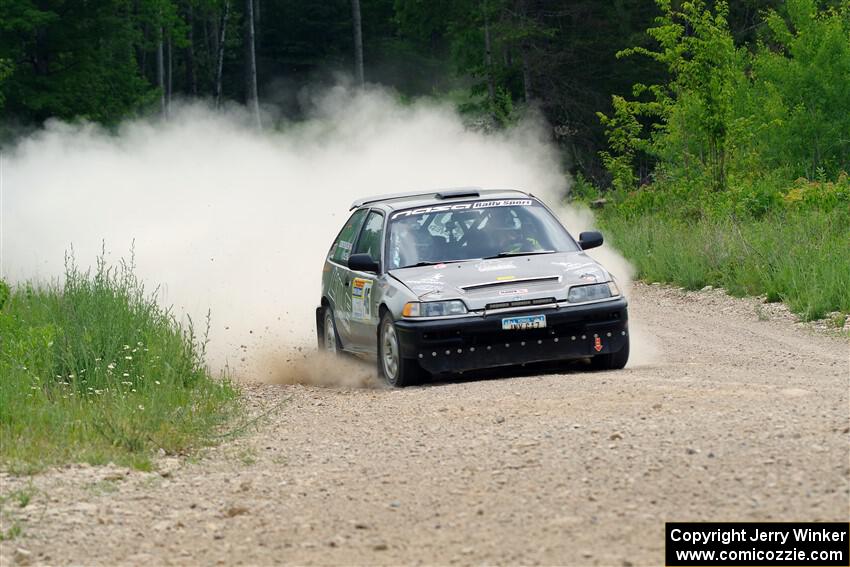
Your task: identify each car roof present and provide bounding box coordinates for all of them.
[350,187,533,212]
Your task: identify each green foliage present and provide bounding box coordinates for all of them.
[598,96,643,192]
[744,0,850,178]
[0,252,238,472]
[490,86,517,127]
[0,279,9,310]
[599,0,850,192]
[0,0,156,124]
[599,0,740,191]
[0,58,11,110]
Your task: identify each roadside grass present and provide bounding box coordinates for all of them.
[599,207,850,321]
[0,253,239,473]
[0,484,35,541]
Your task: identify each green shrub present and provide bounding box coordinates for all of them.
[0,253,239,472]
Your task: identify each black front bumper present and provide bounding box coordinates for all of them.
[395,297,629,374]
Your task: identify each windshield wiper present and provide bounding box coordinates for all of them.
[398,259,471,269]
[482,250,556,260]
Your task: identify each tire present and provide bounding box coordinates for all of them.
[589,335,629,370]
[378,312,423,387]
[319,306,343,354]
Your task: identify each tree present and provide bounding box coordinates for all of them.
[244,0,260,128]
[598,0,740,191]
[0,58,12,111]
[157,28,167,116]
[0,0,154,124]
[351,0,365,85]
[214,0,231,107]
[744,0,850,177]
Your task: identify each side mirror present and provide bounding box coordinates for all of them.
[348,253,380,273]
[578,231,603,250]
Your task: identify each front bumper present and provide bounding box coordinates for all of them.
[395,297,629,374]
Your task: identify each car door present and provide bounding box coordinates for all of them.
[348,209,385,353]
[326,208,368,347]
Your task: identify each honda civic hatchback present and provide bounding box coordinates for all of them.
[316,187,629,386]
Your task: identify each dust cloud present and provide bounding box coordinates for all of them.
[1,86,653,384]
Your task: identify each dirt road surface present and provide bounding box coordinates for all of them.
[2,283,848,566]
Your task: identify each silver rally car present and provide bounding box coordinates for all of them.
[316,187,629,386]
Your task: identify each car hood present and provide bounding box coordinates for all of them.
[388,252,612,311]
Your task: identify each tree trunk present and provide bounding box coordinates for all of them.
[254,0,261,45]
[185,4,197,95]
[157,31,166,116]
[518,0,532,102]
[166,34,173,116]
[215,0,229,108]
[351,0,364,86]
[521,49,532,102]
[244,0,261,128]
[482,1,495,104]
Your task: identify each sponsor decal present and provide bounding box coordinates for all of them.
[337,240,352,250]
[594,336,603,352]
[476,260,517,272]
[411,283,444,293]
[390,199,534,220]
[499,288,529,296]
[351,278,373,321]
[406,274,444,285]
[580,272,599,283]
[433,263,448,269]
[496,275,516,281]
[552,261,593,270]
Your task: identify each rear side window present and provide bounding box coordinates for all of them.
[330,209,368,263]
[353,211,384,264]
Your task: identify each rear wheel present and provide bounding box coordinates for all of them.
[378,313,422,387]
[589,335,629,370]
[320,307,342,353]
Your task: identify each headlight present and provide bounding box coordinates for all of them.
[568,282,620,303]
[402,300,468,318]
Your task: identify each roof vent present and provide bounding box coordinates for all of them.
[435,188,481,200]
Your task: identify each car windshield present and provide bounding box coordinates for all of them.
[387,199,579,270]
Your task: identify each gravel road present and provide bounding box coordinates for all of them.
[2,283,848,566]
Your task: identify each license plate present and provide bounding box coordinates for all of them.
[501,314,546,330]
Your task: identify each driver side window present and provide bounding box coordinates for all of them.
[331,209,368,264]
[353,211,384,264]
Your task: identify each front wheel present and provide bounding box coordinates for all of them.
[378,313,423,387]
[589,335,629,370]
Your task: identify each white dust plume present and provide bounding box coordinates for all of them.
[1,86,653,383]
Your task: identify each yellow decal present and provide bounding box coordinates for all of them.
[351,278,373,320]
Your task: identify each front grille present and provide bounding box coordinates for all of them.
[418,306,623,346]
[485,297,556,310]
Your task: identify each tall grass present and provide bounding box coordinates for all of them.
[0,252,239,472]
[600,207,850,321]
